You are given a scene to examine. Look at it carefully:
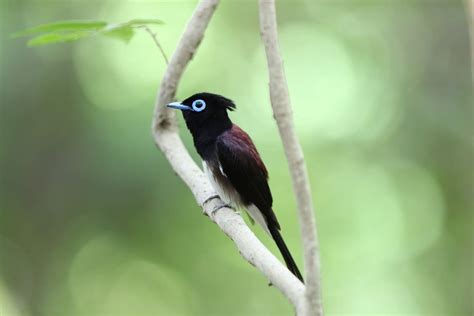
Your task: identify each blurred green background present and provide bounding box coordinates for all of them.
[1,0,472,315]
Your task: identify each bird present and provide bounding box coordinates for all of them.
[167,92,303,282]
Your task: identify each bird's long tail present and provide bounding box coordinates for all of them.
[268,224,304,283]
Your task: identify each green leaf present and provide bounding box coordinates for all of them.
[127,18,164,26]
[12,18,164,47]
[27,31,91,46]
[12,20,107,38]
[101,24,135,44]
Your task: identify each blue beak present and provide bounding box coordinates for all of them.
[167,102,192,111]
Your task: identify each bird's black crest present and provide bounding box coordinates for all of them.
[184,92,236,111]
[213,94,236,111]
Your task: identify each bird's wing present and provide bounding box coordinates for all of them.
[217,125,303,282]
[216,125,280,229]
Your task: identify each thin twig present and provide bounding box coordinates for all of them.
[258,0,323,315]
[151,0,306,313]
[142,25,169,65]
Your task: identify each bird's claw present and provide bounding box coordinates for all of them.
[210,203,232,216]
[202,195,220,216]
[202,194,220,205]
[201,195,232,217]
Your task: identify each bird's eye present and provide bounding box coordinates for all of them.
[192,99,206,112]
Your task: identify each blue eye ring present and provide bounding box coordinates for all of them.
[192,99,206,112]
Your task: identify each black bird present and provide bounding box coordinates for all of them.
[167,92,303,282]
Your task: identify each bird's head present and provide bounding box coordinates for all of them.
[167,92,235,137]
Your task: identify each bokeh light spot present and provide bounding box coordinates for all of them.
[69,235,196,316]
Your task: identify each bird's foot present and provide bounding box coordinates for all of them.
[201,195,233,217]
[202,194,220,206]
[202,195,220,217]
[210,203,232,217]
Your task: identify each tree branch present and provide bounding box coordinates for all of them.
[258,1,323,315]
[151,0,305,312]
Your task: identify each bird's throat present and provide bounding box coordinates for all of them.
[184,116,232,160]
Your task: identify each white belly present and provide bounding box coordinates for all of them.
[203,161,239,206]
[203,161,270,235]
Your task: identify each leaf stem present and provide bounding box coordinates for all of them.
[142,26,169,65]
